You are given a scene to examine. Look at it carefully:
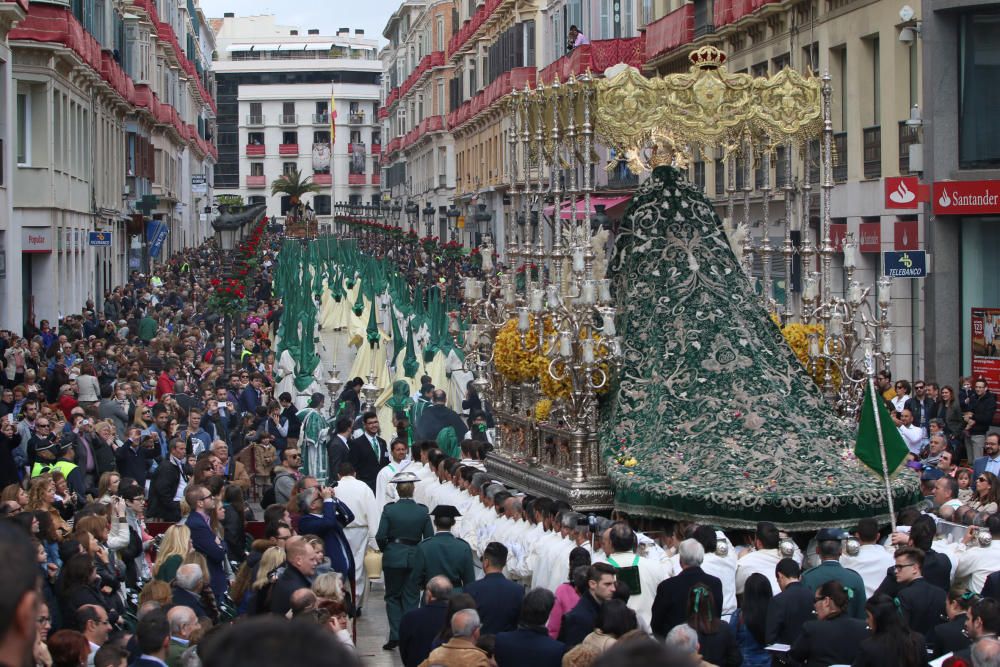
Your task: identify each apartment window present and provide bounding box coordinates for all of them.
[283,162,297,176]
[438,80,445,116]
[350,130,362,144]
[249,102,262,124]
[959,13,1000,169]
[772,53,790,72]
[802,42,818,75]
[16,93,29,165]
[693,161,706,191]
[248,132,264,145]
[867,35,880,124]
[348,194,362,206]
[751,62,768,78]
[282,131,298,145]
[250,162,264,176]
[315,100,328,115]
[436,17,444,51]
[248,195,266,206]
[314,195,331,215]
[282,101,296,124]
[313,131,330,144]
[714,157,725,196]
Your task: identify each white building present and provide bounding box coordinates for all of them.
[6,0,216,329]
[211,15,382,225]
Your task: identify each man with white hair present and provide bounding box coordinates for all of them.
[421,608,490,666]
[166,606,198,667]
[972,637,1000,667]
[171,564,207,618]
[665,624,703,661]
[650,538,723,639]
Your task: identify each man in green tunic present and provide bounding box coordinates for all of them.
[296,392,330,485]
[409,505,476,594]
[375,471,433,651]
[800,528,867,619]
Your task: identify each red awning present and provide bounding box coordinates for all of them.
[542,195,632,219]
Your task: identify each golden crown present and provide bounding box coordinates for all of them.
[689,46,727,69]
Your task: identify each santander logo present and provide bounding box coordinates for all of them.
[938,188,952,208]
[890,181,917,204]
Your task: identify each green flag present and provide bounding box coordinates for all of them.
[854,379,910,477]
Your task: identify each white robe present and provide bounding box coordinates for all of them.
[334,475,380,603]
[374,459,414,513]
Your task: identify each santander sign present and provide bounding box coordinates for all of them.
[933,180,1000,215]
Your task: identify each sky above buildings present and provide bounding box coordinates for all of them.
[199,0,398,43]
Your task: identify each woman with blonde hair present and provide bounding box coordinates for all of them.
[26,474,69,538]
[96,471,121,501]
[312,571,347,604]
[153,524,191,583]
[2,482,28,508]
[250,546,287,615]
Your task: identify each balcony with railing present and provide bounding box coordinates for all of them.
[246,175,266,188]
[246,144,266,156]
[348,173,366,185]
[349,112,366,125]
[246,115,265,126]
[539,37,646,84]
[279,143,299,156]
[447,67,536,132]
[899,121,919,174]
[712,0,782,32]
[279,114,298,126]
[863,126,881,179]
[448,0,504,60]
[371,173,380,185]
[312,172,332,185]
[371,143,382,155]
[644,4,694,64]
[312,113,330,125]
[833,132,848,183]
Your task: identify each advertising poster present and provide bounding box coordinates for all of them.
[971,307,1000,424]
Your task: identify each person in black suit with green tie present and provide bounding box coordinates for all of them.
[765,557,816,655]
[349,411,388,491]
[788,580,869,667]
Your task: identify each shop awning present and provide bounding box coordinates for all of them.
[542,195,632,219]
[304,42,334,50]
[253,44,281,51]
[226,44,253,52]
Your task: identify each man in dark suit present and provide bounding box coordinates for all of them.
[972,433,1000,481]
[559,562,617,648]
[766,558,817,649]
[114,426,158,487]
[270,536,317,615]
[399,576,452,667]
[495,588,567,667]
[874,514,952,596]
[131,608,172,667]
[327,416,353,482]
[237,373,265,416]
[650,538,722,639]
[349,410,388,491]
[894,546,947,637]
[148,439,189,522]
[296,485,356,581]
[171,563,208,619]
[183,484,228,601]
[464,542,525,635]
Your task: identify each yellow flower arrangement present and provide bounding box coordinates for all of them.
[772,315,841,388]
[535,399,553,422]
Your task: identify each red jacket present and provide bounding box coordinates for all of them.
[156,371,176,399]
[57,395,79,421]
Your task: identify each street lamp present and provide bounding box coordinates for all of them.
[422,202,435,237]
[474,203,492,247]
[404,200,419,232]
[211,203,266,375]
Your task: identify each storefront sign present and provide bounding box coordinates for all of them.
[934,180,1000,215]
[89,232,113,247]
[883,250,927,278]
[894,220,918,251]
[859,222,881,252]
[971,307,1000,425]
[21,227,53,254]
[885,176,921,209]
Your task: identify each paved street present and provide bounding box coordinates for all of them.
[355,580,405,667]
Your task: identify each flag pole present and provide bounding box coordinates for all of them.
[867,373,897,531]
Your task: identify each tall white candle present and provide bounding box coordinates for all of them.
[581,338,595,363]
[603,313,616,336]
[573,248,585,273]
[517,308,530,332]
[530,289,544,313]
[597,279,612,303]
[581,280,596,305]
[560,331,572,357]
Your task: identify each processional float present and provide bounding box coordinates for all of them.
[462,46,919,529]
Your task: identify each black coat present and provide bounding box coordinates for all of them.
[981,570,1000,601]
[852,632,926,667]
[765,581,816,647]
[464,572,525,635]
[114,441,158,487]
[558,592,601,648]
[327,434,351,481]
[269,563,312,616]
[0,431,21,487]
[697,622,743,667]
[927,617,970,658]
[874,550,952,597]
[172,587,208,618]
[495,626,567,667]
[348,434,388,490]
[897,577,947,637]
[148,460,189,522]
[650,566,723,638]
[788,615,869,667]
[399,599,448,667]
[968,390,997,435]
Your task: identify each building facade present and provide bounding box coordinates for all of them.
[7,0,216,328]
[211,15,381,227]
[0,1,27,329]
[922,0,1000,385]
[379,0,456,239]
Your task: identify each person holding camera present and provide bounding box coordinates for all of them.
[297,484,356,583]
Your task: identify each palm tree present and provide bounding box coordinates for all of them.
[271,168,323,235]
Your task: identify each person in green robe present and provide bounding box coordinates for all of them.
[296,392,330,485]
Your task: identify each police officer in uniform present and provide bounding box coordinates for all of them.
[375,471,433,652]
[409,505,476,595]
[800,528,867,619]
[32,438,87,498]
